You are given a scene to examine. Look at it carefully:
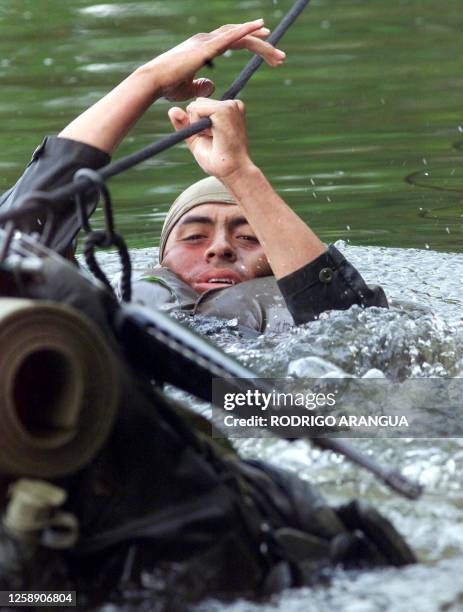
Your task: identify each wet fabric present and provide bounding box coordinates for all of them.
[277,245,389,325]
[128,266,294,333]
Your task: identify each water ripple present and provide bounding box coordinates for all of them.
[78,2,182,18]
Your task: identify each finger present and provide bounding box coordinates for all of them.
[170,103,214,141]
[185,100,221,139]
[168,107,189,131]
[188,98,245,114]
[191,78,215,98]
[186,100,214,137]
[210,24,269,38]
[168,107,206,147]
[209,19,265,53]
[186,97,225,118]
[250,27,271,39]
[211,24,272,43]
[186,100,211,126]
[209,23,238,35]
[231,36,286,67]
[186,99,244,136]
[186,104,213,140]
[210,21,262,36]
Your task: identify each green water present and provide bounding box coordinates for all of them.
[0,0,462,251]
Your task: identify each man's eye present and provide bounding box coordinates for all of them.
[183,234,206,241]
[238,235,259,243]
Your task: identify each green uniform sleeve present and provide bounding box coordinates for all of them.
[0,136,110,255]
[277,245,388,325]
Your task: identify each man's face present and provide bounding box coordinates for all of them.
[161,203,272,293]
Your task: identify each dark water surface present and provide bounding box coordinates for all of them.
[1,1,463,611]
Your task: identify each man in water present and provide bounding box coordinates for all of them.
[0,20,414,608]
[0,19,386,333]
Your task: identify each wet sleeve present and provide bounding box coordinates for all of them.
[277,244,388,325]
[0,136,110,255]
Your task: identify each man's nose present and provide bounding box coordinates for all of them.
[204,235,237,263]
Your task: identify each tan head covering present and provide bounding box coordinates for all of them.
[159,176,238,262]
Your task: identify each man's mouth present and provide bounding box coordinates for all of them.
[193,269,243,292]
[206,278,236,286]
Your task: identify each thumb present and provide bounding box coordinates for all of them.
[191,78,215,98]
[168,107,189,131]
[168,107,200,151]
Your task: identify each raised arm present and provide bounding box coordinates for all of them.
[0,22,285,255]
[168,98,326,279]
[59,21,286,155]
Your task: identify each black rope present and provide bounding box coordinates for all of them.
[81,230,132,301]
[82,231,115,293]
[74,169,132,302]
[112,234,132,302]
